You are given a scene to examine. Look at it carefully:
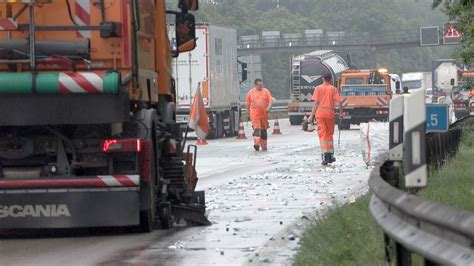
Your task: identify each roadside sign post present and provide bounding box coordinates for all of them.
[426,104,449,133]
[403,90,427,188]
[420,26,440,46]
[443,22,462,45]
[389,96,404,161]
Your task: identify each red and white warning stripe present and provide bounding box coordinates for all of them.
[340,97,349,107]
[75,0,91,38]
[97,175,140,187]
[454,94,463,101]
[376,97,389,107]
[59,72,105,94]
[169,139,177,154]
[0,175,140,189]
[0,18,18,31]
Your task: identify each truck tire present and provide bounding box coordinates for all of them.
[159,202,173,229]
[339,121,350,130]
[224,111,235,137]
[289,115,303,126]
[229,110,238,137]
[134,110,159,233]
[216,113,224,138]
[208,113,217,139]
[139,123,158,233]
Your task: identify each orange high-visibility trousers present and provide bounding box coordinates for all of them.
[317,117,336,153]
[251,116,269,150]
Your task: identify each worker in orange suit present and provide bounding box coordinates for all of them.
[246,79,273,151]
[308,73,342,165]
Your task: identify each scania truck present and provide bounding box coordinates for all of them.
[0,0,209,232]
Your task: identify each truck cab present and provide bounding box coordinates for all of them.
[402,72,432,93]
[453,70,474,118]
[338,69,392,129]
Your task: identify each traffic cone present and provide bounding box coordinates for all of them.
[196,138,208,145]
[272,116,282,135]
[307,122,315,132]
[236,116,247,139]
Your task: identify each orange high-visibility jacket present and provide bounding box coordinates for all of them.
[312,83,340,118]
[246,88,272,120]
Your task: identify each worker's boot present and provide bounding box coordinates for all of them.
[253,137,260,151]
[260,130,268,151]
[261,139,268,151]
[329,153,336,163]
[321,153,328,166]
[324,153,336,164]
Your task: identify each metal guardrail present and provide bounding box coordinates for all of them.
[240,99,289,113]
[369,117,474,265]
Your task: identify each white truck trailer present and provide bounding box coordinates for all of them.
[172,24,240,139]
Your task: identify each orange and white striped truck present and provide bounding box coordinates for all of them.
[0,0,210,232]
[337,69,396,130]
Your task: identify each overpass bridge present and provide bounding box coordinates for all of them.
[237,29,423,56]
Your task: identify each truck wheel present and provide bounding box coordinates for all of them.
[159,202,173,229]
[208,113,217,139]
[216,113,224,138]
[137,116,158,233]
[339,122,350,130]
[289,115,303,126]
[139,172,157,232]
[139,209,155,233]
[224,111,234,137]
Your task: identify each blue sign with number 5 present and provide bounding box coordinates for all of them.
[426,104,449,132]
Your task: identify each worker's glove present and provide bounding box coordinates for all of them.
[302,120,309,131]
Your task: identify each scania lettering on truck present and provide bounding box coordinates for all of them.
[171,24,240,139]
[0,0,210,232]
[288,50,349,125]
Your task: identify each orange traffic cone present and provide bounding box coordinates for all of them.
[307,122,315,132]
[272,117,282,135]
[196,138,208,145]
[236,116,247,139]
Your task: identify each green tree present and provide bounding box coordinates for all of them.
[433,0,473,65]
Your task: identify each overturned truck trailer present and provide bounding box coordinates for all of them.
[288,50,349,125]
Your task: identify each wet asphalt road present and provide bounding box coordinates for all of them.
[0,121,371,266]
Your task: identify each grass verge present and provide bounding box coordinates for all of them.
[294,127,474,266]
[418,128,474,212]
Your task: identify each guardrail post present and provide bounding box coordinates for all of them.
[396,244,412,266]
[403,89,428,188]
[389,96,404,162]
[386,95,409,265]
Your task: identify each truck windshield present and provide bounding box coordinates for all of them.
[345,78,365,85]
[340,84,388,96]
[403,80,422,90]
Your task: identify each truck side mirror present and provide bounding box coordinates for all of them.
[175,12,196,54]
[179,0,199,11]
[395,81,401,90]
[450,78,455,86]
[240,62,248,83]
